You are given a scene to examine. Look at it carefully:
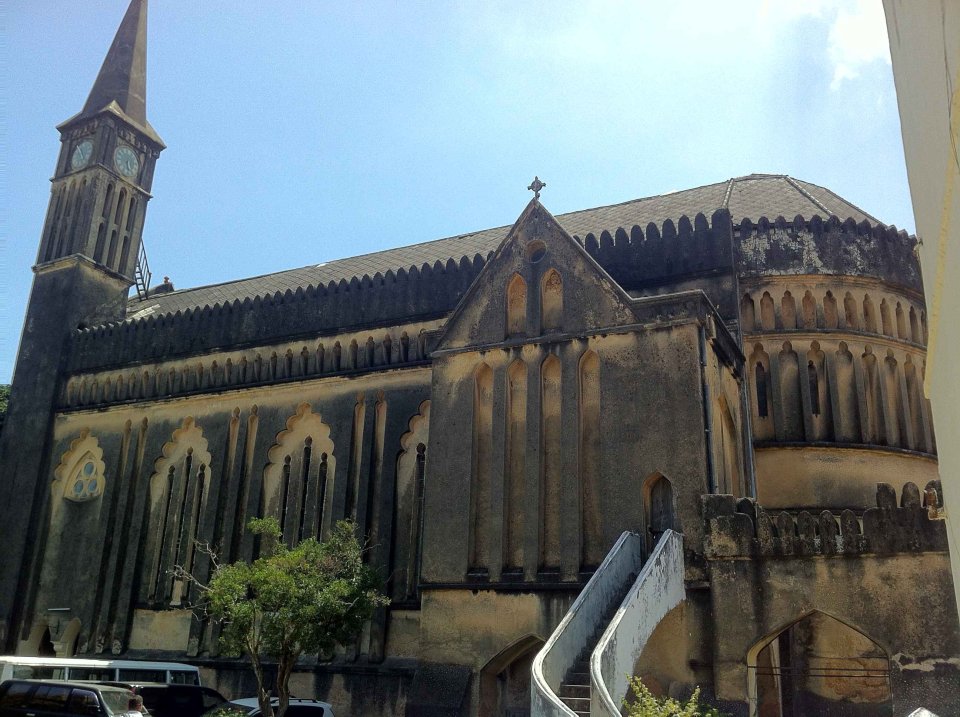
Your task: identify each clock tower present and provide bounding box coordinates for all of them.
[39,0,163,277]
[0,0,163,651]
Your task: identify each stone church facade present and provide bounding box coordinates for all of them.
[1,3,957,716]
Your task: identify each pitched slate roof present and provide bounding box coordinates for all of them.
[126,174,877,318]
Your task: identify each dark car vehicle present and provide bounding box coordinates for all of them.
[100,683,225,717]
[0,679,135,716]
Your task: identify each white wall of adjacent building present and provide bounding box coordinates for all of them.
[883,0,960,614]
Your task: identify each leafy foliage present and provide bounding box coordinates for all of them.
[623,677,726,717]
[0,385,9,421]
[187,517,389,717]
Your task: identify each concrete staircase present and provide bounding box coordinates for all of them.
[556,574,636,716]
[556,643,593,715]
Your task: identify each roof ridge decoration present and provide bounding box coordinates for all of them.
[784,175,833,216]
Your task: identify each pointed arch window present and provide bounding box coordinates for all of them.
[540,269,563,334]
[506,273,527,337]
[756,362,769,418]
[470,363,494,572]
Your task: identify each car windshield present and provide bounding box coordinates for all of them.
[100,690,134,714]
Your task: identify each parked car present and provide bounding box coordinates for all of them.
[99,682,225,717]
[202,696,334,716]
[0,679,136,716]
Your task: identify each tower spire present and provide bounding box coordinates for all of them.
[82,0,149,125]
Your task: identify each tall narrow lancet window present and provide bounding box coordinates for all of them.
[740,294,756,331]
[540,269,563,334]
[862,346,885,444]
[504,360,527,572]
[751,343,774,441]
[506,273,527,337]
[279,456,293,537]
[579,351,602,569]
[153,466,176,598]
[539,354,562,571]
[802,291,817,328]
[781,291,797,329]
[824,291,839,329]
[806,342,831,441]
[909,307,920,344]
[904,357,926,451]
[756,363,769,418]
[346,397,366,520]
[364,395,387,546]
[880,299,893,336]
[181,462,207,602]
[470,363,494,572]
[844,292,859,330]
[760,292,775,330]
[808,361,820,415]
[863,295,877,333]
[882,350,904,446]
[835,342,861,442]
[392,402,429,603]
[779,341,804,440]
[297,438,313,542]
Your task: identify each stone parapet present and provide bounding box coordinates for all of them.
[68,254,489,371]
[736,215,921,291]
[702,481,946,559]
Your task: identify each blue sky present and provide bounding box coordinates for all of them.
[1,0,912,382]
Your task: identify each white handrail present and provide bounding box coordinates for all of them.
[531,531,646,717]
[590,529,686,716]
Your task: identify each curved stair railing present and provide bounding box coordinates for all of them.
[590,529,686,716]
[531,531,646,717]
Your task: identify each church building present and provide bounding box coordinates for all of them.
[1,2,957,716]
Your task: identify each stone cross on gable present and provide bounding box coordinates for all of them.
[528,176,546,199]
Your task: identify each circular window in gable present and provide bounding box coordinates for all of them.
[525,240,547,263]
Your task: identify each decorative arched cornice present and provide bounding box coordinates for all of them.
[53,429,107,502]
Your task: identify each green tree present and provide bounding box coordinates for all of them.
[0,384,10,427]
[624,677,726,717]
[181,518,388,717]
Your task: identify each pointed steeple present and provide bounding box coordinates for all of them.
[83,0,149,125]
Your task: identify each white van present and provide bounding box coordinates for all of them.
[0,656,201,685]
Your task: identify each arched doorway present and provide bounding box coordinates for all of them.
[479,635,544,717]
[642,473,675,552]
[748,611,891,717]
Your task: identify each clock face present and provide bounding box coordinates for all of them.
[114,145,140,178]
[71,139,94,170]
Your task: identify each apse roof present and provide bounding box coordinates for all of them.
[126,174,877,318]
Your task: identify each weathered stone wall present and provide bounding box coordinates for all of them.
[702,485,960,716]
[25,367,433,667]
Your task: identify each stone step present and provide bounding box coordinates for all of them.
[558,683,589,699]
[561,695,590,712]
[564,671,590,685]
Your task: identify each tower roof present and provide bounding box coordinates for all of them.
[85,0,148,123]
[61,0,162,145]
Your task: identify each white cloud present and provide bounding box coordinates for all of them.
[827,0,891,89]
[762,0,891,89]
